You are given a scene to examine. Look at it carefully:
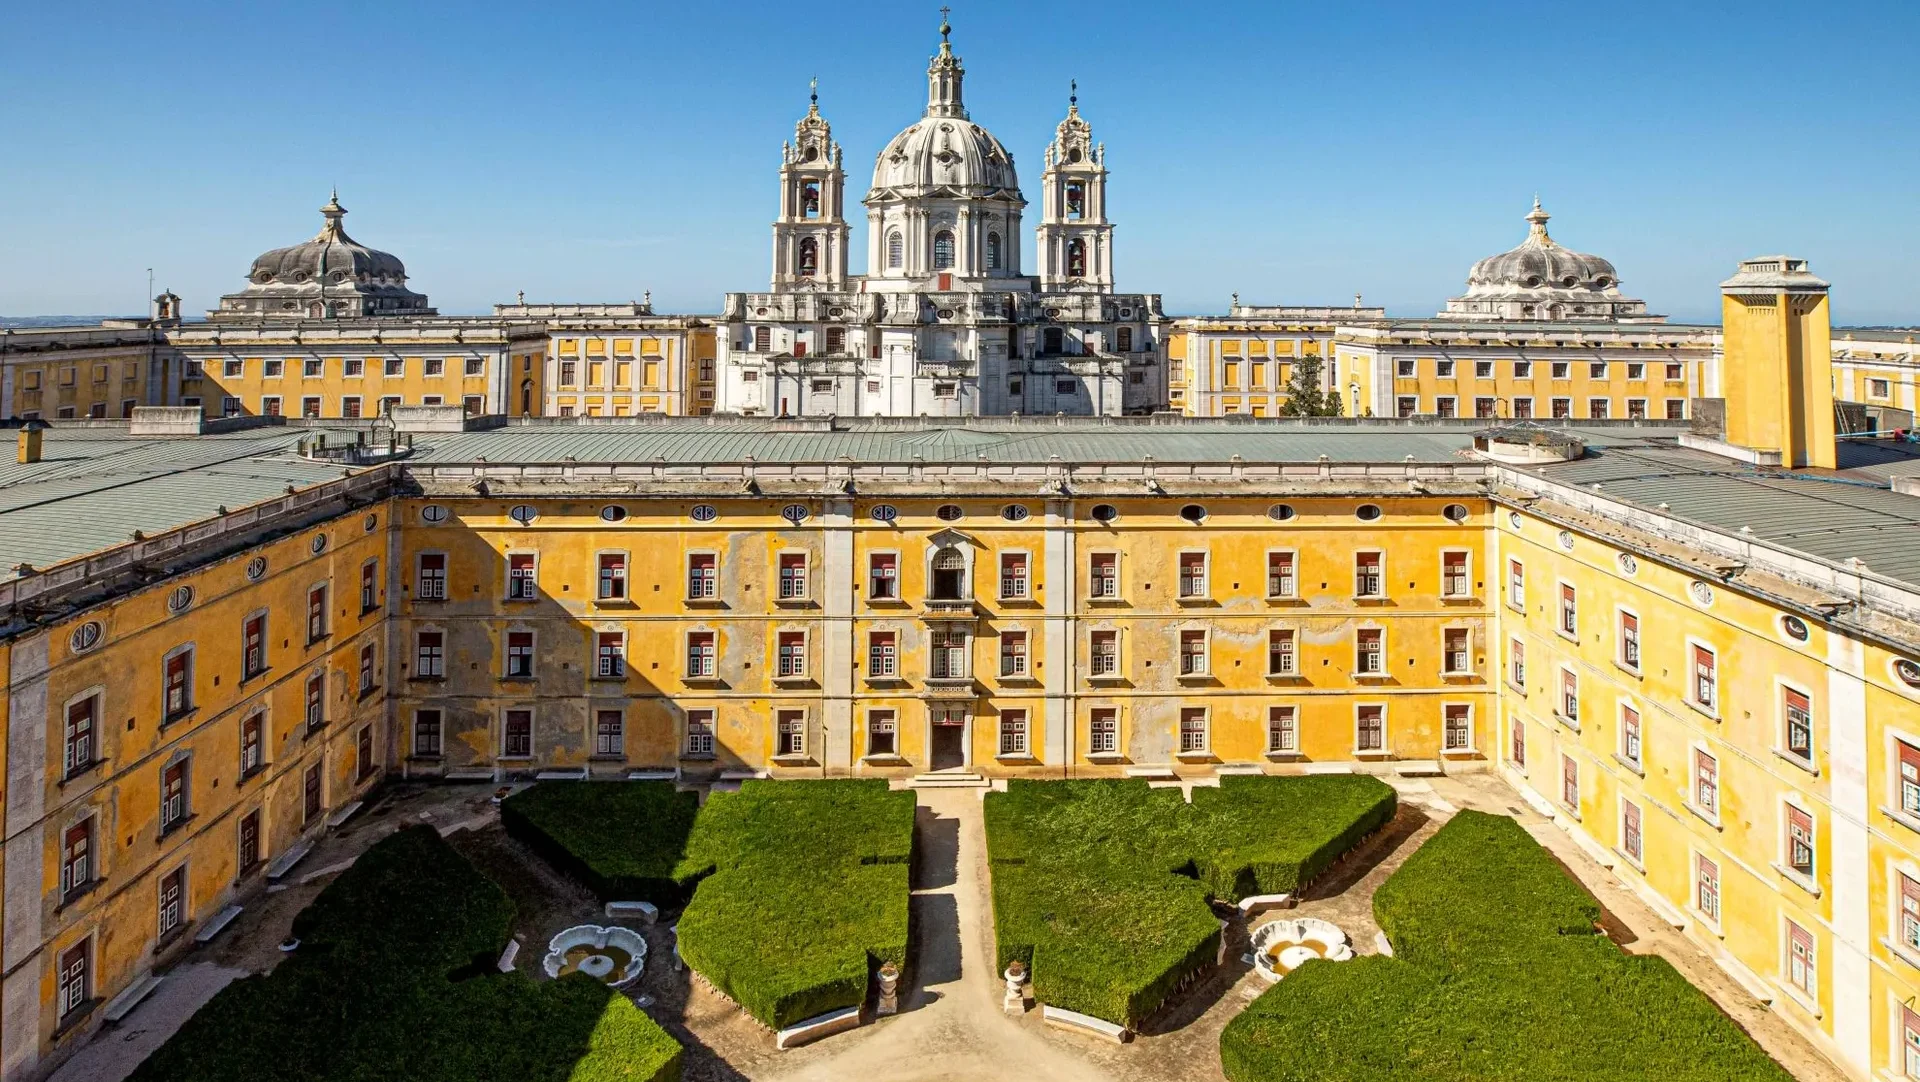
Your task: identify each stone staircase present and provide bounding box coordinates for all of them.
[908,771,988,790]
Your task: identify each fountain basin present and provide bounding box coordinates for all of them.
[1250,917,1352,983]
[541,924,647,987]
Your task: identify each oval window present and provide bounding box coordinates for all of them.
[1781,614,1810,642]
[1355,504,1382,522]
[70,621,103,654]
[1617,552,1638,575]
[1896,659,1920,690]
[363,512,379,533]
[1689,581,1715,606]
[246,556,268,581]
[420,504,449,524]
[167,585,194,614]
[690,504,718,522]
[1268,504,1296,522]
[310,533,329,554]
[1002,505,1031,522]
[936,504,964,522]
[781,504,810,525]
[1179,504,1207,524]
[600,506,628,523]
[1090,504,1119,523]
[508,505,539,525]
[1557,530,1575,551]
[1508,511,1523,529]
[871,504,899,523]
[1442,504,1470,523]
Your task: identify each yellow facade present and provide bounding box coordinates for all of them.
[0,328,172,421]
[543,319,716,417]
[1719,257,1836,468]
[1832,331,1919,424]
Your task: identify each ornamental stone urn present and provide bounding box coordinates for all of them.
[876,962,900,1016]
[1003,960,1031,1014]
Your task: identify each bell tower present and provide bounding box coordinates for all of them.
[771,80,849,292]
[1035,82,1113,293]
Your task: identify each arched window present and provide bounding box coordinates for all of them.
[987,232,1002,270]
[1116,326,1133,352]
[1065,182,1085,219]
[932,230,956,270]
[801,181,821,218]
[797,238,818,278]
[931,548,967,600]
[1067,239,1087,278]
[887,232,904,269]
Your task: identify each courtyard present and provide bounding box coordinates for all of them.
[76,772,1848,1082]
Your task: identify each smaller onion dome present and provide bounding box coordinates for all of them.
[1441,199,1656,322]
[214,191,434,320]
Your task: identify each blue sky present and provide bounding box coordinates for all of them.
[4,0,1917,323]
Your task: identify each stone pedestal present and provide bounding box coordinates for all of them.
[876,963,900,1016]
[1002,961,1032,1014]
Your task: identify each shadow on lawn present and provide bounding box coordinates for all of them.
[1296,803,1431,902]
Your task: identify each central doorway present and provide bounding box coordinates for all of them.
[930,707,968,771]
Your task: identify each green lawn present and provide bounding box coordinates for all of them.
[502,779,702,905]
[1219,811,1794,1082]
[129,825,681,1082]
[985,775,1396,1027]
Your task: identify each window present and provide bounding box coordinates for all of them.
[595,631,625,678]
[685,710,715,758]
[1436,359,1455,378]
[242,614,267,679]
[856,631,895,678]
[1514,359,1532,379]
[1786,804,1815,878]
[1441,551,1469,598]
[305,672,325,732]
[999,553,1029,599]
[869,553,898,600]
[1396,359,1416,378]
[930,548,968,599]
[1693,748,1719,817]
[158,865,186,939]
[1268,629,1297,676]
[1355,628,1384,675]
[1090,709,1119,755]
[264,359,284,378]
[222,396,242,417]
[1511,713,1527,766]
[987,709,1027,758]
[161,759,189,832]
[239,809,262,872]
[415,631,445,677]
[1691,643,1717,711]
[1356,706,1385,752]
[688,553,717,599]
[868,710,897,756]
[1444,705,1471,751]
[163,648,193,722]
[307,584,329,642]
[776,710,806,757]
[505,631,534,678]
[776,631,807,677]
[466,357,486,377]
[1436,397,1457,418]
[1507,559,1524,609]
[1627,398,1648,419]
[1090,630,1118,676]
[1443,628,1470,674]
[1267,551,1296,598]
[1620,704,1642,766]
[1178,552,1208,598]
[1263,706,1298,754]
[384,358,405,377]
[1558,582,1577,637]
[64,701,99,779]
[1551,397,1571,418]
[1785,920,1816,999]
[886,232,903,268]
[931,628,967,679]
[1559,668,1580,724]
[57,940,89,1020]
[825,327,846,354]
[687,631,716,677]
[1180,709,1209,754]
[1559,753,1580,809]
[1090,553,1119,598]
[407,708,441,758]
[302,358,324,378]
[932,230,955,269]
[361,560,379,612]
[778,553,809,600]
[1870,378,1892,399]
[1621,799,1643,862]
[1396,396,1417,418]
[1000,631,1028,677]
[1902,874,1920,955]
[1619,610,1640,669]
[752,327,771,353]
[1180,630,1209,675]
[1355,552,1383,597]
[241,712,264,777]
[503,710,533,758]
[463,395,483,416]
[596,553,627,600]
[1782,688,1813,763]
[507,553,537,600]
[1666,363,1685,382]
[417,553,447,600]
[1587,398,1609,419]
[1551,361,1569,379]
[1512,397,1534,418]
[1900,739,1920,817]
[1509,637,1526,689]
[61,819,93,900]
[1696,853,1720,924]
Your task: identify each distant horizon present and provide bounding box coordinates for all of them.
[5,0,1918,325]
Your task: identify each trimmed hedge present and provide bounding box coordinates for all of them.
[1220,811,1794,1082]
[129,826,682,1082]
[502,781,702,905]
[673,780,915,1030]
[986,775,1395,1027]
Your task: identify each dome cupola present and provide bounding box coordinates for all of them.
[866,13,1022,202]
[214,191,435,320]
[1440,199,1656,322]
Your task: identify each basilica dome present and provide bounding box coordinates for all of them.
[870,117,1019,198]
[215,192,435,320]
[1441,200,1654,322]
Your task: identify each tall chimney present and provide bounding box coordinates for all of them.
[17,421,46,464]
